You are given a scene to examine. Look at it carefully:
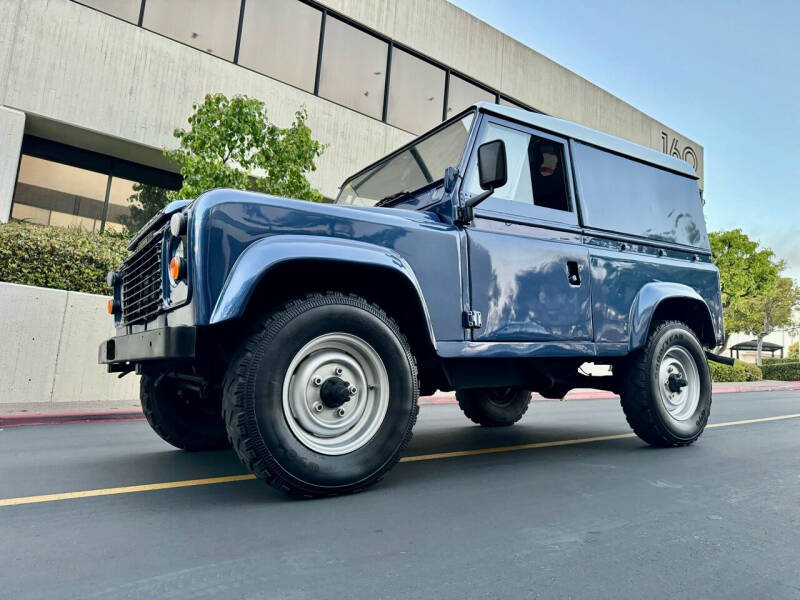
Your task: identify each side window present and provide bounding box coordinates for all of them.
[466,122,572,213]
[529,138,570,212]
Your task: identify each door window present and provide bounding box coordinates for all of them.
[466,122,574,221]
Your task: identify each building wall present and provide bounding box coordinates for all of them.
[0,0,704,223]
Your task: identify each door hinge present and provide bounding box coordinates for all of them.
[463,310,483,329]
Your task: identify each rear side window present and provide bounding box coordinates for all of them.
[466,123,572,213]
[573,142,708,249]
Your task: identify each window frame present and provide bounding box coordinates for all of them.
[69,0,541,134]
[460,114,579,228]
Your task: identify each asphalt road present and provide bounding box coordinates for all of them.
[2,391,799,600]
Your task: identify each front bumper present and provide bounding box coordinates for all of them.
[98,326,196,365]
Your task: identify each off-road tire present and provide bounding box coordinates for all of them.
[620,320,712,447]
[222,292,419,498]
[140,373,230,451]
[456,388,532,426]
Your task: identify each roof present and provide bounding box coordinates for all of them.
[729,340,784,351]
[475,102,698,179]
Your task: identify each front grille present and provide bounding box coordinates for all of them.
[121,230,164,324]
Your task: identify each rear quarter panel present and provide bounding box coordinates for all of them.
[586,238,722,345]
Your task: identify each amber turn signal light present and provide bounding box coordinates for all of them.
[107,298,119,315]
[169,256,185,282]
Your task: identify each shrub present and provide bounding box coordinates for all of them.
[738,361,763,381]
[0,220,128,295]
[708,360,761,382]
[763,357,796,366]
[709,360,747,382]
[790,342,798,360]
[760,362,800,381]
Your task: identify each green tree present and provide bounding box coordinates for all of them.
[709,229,779,346]
[729,274,800,365]
[166,93,325,202]
[119,183,171,235]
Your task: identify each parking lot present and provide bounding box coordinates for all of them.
[2,390,800,599]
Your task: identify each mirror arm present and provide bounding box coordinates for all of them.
[457,188,493,224]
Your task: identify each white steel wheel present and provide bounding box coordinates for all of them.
[282,332,390,455]
[657,345,700,422]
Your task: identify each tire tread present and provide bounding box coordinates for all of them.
[222,292,418,498]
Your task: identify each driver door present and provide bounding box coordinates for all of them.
[463,118,592,342]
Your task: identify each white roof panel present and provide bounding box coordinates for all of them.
[475,102,698,179]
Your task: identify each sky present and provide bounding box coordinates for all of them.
[451,0,800,282]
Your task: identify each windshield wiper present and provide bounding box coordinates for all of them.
[375,190,412,207]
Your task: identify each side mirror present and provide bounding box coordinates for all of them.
[477,139,507,190]
[457,139,507,224]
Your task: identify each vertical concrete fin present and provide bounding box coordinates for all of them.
[0,106,25,222]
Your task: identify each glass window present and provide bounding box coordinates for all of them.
[106,178,172,233]
[573,142,708,248]
[337,113,474,206]
[446,75,495,118]
[318,16,388,119]
[76,0,141,23]
[386,48,446,134]
[466,123,571,212]
[142,0,241,60]
[12,156,109,231]
[237,0,321,92]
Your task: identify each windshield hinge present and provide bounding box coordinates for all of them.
[462,310,483,329]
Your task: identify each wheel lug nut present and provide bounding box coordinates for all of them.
[312,377,322,386]
[313,402,324,413]
[336,407,346,417]
[349,385,357,396]
[334,367,343,376]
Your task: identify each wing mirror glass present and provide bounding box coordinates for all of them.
[477,139,507,190]
[457,139,507,224]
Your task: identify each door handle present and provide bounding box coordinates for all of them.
[567,261,581,286]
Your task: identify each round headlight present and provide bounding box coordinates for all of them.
[170,212,186,237]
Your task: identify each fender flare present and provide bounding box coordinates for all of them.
[209,235,437,348]
[628,281,716,350]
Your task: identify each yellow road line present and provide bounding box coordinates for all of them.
[0,475,255,507]
[2,412,799,508]
[706,413,800,428]
[398,433,635,462]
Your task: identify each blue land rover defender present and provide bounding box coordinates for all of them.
[100,103,729,497]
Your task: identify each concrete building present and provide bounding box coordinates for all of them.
[0,0,704,232]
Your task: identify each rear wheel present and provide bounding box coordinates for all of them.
[222,292,418,498]
[620,320,712,446]
[456,387,531,427]
[140,373,230,451]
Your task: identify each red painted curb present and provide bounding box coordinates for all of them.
[1,383,798,427]
[0,411,145,428]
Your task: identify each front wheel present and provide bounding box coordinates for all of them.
[223,292,419,498]
[620,320,712,447]
[456,387,532,427]
[140,373,230,451]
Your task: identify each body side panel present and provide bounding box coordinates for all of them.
[189,190,464,341]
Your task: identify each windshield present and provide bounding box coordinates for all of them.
[336,113,475,206]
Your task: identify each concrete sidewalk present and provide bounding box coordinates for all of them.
[1,380,798,428]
